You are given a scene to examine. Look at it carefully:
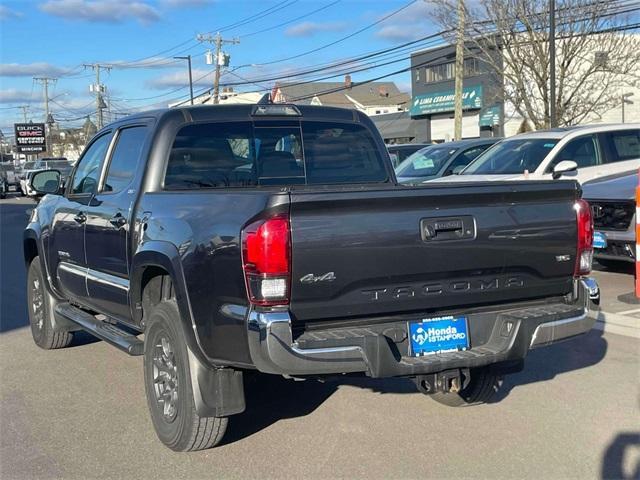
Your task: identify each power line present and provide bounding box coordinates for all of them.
[109,0,298,69]
[117,2,639,110]
[239,0,419,67]
[239,0,342,38]
[213,0,297,33]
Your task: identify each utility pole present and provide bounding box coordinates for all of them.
[18,105,29,123]
[549,0,557,128]
[197,33,239,104]
[84,63,112,129]
[174,55,194,105]
[33,77,57,155]
[453,0,465,141]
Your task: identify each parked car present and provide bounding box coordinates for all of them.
[395,138,501,184]
[582,171,637,269]
[387,142,431,167]
[0,162,19,190]
[438,124,639,184]
[19,158,72,196]
[25,102,598,452]
[0,173,8,199]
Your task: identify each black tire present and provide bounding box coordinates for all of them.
[27,257,73,349]
[143,295,228,451]
[429,367,503,407]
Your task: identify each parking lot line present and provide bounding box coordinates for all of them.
[614,307,640,316]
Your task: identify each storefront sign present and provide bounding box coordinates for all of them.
[410,86,483,116]
[479,105,501,126]
[14,123,46,153]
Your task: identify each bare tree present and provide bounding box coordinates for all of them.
[430,0,640,128]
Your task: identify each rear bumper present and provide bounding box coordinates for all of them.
[246,279,599,378]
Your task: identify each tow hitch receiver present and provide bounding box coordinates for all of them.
[414,368,471,394]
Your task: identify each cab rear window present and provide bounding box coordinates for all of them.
[164,121,387,189]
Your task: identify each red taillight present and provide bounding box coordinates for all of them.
[575,199,593,276]
[241,214,291,306]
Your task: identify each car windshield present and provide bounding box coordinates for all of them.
[395,145,457,178]
[462,138,558,175]
[23,161,37,170]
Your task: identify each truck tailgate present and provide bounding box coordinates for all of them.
[288,181,579,323]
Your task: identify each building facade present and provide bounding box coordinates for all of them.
[410,43,504,142]
[272,77,410,116]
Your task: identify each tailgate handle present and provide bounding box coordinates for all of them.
[421,216,474,241]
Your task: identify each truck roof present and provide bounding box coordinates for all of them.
[106,103,364,130]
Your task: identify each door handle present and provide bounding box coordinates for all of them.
[73,212,86,224]
[109,214,127,228]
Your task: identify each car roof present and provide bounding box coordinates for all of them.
[582,170,637,200]
[423,138,501,149]
[504,123,640,140]
[387,143,431,149]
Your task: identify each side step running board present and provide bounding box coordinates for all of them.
[54,303,144,356]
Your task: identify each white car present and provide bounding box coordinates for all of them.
[432,124,639,184]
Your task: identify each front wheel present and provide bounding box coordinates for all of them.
[143,298,228,451]
[429,367,503,407]
[27,257,74,349]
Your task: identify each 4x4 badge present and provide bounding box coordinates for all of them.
[300,272,336,284]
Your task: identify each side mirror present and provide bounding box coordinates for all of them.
[31,169,61,195]
[552,160,578,179]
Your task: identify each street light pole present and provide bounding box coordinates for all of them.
[174,55,194,105]
[549,0,557,128]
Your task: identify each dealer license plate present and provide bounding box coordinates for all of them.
[408,316,469,356]
[593,231,607,249]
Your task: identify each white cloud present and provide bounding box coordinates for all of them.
[0,5,22,20]
[0,89,35,103]
[285,21,348,38]
[159,0,212,6]
[146,68,214,89]
[39,0,161,24]
[0,62,69,77]
[374,2,436,42]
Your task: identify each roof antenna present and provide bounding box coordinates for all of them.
[257,93,272,105]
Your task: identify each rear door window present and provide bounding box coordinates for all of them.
[102,126,148,194]
[164,121,387,189]
[600,130,640,163]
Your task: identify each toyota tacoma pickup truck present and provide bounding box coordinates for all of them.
[25,102,599,452]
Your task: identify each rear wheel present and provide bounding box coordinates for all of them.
[429,367,503,407]
[27,257,73,349]
[143,295,228,451]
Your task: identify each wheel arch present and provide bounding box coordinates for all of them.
[23,228,40,268]
[132,241,246,418]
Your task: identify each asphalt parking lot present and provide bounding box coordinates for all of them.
[1,194,639,480]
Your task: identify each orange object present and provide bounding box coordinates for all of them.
[636,169,640,298]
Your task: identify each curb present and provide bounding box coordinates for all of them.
[594,311,640,339]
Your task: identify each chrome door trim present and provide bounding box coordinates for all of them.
[57,261,88,278]
[86,267,129,291]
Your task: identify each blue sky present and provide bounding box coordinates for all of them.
[0,0,442,136]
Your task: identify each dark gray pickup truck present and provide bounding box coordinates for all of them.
[24,102,599,451]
